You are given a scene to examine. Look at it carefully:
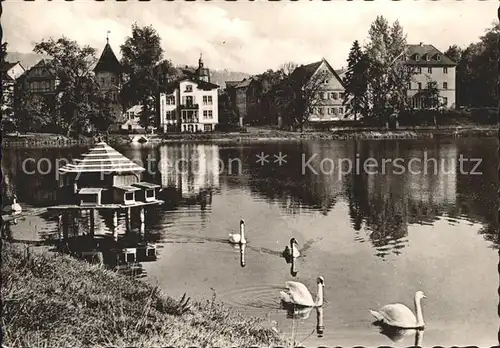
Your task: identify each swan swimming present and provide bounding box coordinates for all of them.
[5,195,22,215]
[229,219,247,244]
[282,237,300,262]
[370,291,426,329]
[280,276,324,307]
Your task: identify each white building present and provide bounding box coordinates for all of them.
[159,78,219,133]
[159,55,219,133]
[121,105,143,131]
[405,43,457,109]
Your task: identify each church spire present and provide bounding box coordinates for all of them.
[199,53,204,69]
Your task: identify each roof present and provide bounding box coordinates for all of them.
[133,182,161,189]
[78,188,104,195]
[225,81,240,88]
[125,105,143,113]
[290,61,323,84]
[0,61,19,72]
[59,142,145,174]
[290,58,345,88]
[160,77,219,94]
[114,185,141,192]
[94,43,122,73]
[405,44,456,66]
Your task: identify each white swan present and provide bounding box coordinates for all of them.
[280,276,324,307]
[282,237,300,262]
[5,195,22,215]
[370,291,426,329]
[229,219,246,244]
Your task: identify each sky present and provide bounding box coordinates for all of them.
[3,0,497,74]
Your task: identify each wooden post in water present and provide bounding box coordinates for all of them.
[62,212,69,240]
[126,207,131,233]
[139,207,145,223]
[57,214,62,241]
[89,209,95,236]
[112,210,118,241]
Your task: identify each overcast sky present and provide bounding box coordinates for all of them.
[3,0,497,74]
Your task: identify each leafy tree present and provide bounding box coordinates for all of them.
[32,37,115,137]
[444,45,462,64]
[343,40,369,120]
[120,23,164,132]
[12,80,52,133]
[1,42,7,64]
[421,80,441,109]
[365,17,412,124]
[275,68,330,132]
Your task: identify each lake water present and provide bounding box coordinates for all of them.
[3,138,499,346]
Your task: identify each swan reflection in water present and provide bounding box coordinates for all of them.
[239,243,246,267]
[376,325,424,346]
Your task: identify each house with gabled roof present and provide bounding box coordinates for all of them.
[289,58,349,122]
[404,42,457,109]
[20,58,59,95]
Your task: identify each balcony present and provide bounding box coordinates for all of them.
[180,103,199,110]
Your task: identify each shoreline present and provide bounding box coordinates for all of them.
[2,125,497,148]
[2,241,286,347]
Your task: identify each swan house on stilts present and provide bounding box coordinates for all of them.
[47,142,164,272]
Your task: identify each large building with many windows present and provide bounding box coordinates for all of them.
[159,55,219,133]
[404,43,457,109]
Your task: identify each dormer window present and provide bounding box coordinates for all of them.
[436,54,441,61]
[415,54,420,61]
[426,54,430,61]
[185,85,193,92]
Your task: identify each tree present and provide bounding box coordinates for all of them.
[444,45,462,64]
[365,17,412,124]
[120,23,164,132]
[279,62,298,78]
[13,83,52,133]
[275,68,330,132]
[1,42,7,64]
[343,40,369,120]
[421,80,441,109]
[33,37,115,137]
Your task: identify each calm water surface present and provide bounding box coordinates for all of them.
[3,138,499,346]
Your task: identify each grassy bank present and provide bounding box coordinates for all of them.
[2,125,497,148]
[1,242,285,347]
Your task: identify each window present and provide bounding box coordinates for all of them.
[408,82,412,90]
[185,96,194,106]
[166,111,173,120]
[443,97,448,105]
[443,67,448,74]
[125,192,134,201]
[443,82,448,90]
[418,82,422,90]
[332,92,339,100]
[339,92,345,99]
[166,95,175,105]
[203,95,213,105]
[417,67,422,74]
[428,67,432,74]
[333,108,338,116]
[111,77,115,84]
[185,85,193,92]
[318,107,324,115]
[100,77,105,85]
[204,124,212,132]
[436,54,441,61]
[203,110,213,119]
[324,79,329,84]
[338,107,343,114]
[415,54,420,61]
[426,54,430,61]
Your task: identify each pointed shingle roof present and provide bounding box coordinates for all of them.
[94,43,122,73]
[58,142,145,174]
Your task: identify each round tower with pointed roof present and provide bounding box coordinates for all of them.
[95,33,123,119]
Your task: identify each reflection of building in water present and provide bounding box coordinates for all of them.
[406,144,457,207]
[159,144,220,198]
[303,142,347,214]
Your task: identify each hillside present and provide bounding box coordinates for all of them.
[8,52,250,88]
